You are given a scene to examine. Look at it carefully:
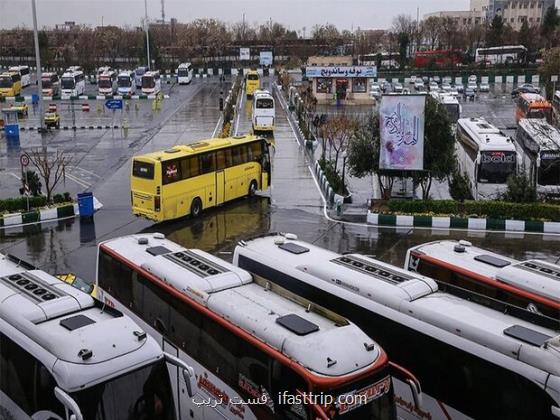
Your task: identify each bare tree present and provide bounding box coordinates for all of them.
[320,115,356,172]
[28,149,72,203]
[421,16,441,50]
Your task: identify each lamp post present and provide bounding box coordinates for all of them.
[342,150,348,195]
[31,0,44,134]
[144,0,151,70]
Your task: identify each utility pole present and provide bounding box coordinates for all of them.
[144,0,151,69]
[31,0,44,134]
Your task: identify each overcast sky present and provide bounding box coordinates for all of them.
[0,0,474,31]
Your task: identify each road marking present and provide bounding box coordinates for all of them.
[67,166,101,179]
[64,173,91,188]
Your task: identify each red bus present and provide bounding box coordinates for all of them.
[414,50,463,68]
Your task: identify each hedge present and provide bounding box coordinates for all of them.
[386,200,560,222]
[0,192,72,213]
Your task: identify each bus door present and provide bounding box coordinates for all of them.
[216,170,225,205]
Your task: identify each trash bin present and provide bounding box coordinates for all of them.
[5,124,19,141]
[32,94,39,105]
[77,192,94,218]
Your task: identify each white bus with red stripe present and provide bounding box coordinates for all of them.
[96,233,423,420]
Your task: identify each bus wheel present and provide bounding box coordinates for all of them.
[248,180,257,197]
[190,198,202,218]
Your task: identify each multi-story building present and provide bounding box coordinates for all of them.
[425,0,555,30]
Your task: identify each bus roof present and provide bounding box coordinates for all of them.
[253,90,273,99]
[518,118,560,152]
[407,240,560,302]
[234,234,560,376]
[61,71,82,78]
[519,93,551,107]
[178,62,192,67]
[134,135,264,162]
[100,233,385,378]
[457,117,516,151]
[0,255,162,392]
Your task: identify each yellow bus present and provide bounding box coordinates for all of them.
[131,135,271,222]
[245,69,260,97]
[0,72,22,97]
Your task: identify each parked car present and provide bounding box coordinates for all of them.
[414,80,425,91]
[7,103,28,116]
[44,111,60,128]
[431,76,441,84]
[394,83,403,93]
[442,83,452,92]
[429,81,439,91]
[479,82,490,92]
[442,76,453,84]
[468,74,477,84]
[381,81,392,92]
[468,82,478,92]
[409,75,417,84]
[464,87,476,100]
[370,81,380,91]
[511,83,540,97]
[455,83,465,93]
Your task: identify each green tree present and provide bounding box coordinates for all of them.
[346,114,395,199]
[541,6,560,48]
[412,96,456,200]
[487,15,504,46]
[518,20,532,53]
[539,47,560,99]
[398,32,410,69]
[503,174,536,203]
[449,170,472,202]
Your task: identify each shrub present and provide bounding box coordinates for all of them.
[0,196,48,213]
[503,174,536,203]
[319,158,345,195]
[386,199,560,222]
[449,171,473,202]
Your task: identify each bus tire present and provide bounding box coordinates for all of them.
[190,198,202,218]
[248,180,258,197]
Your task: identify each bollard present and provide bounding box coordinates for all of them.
[82,103,90,112]
[96,102,102,113]
[135,101,140,112]
[336,199,342,217]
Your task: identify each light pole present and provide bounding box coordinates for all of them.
[144,0,151,70]
[342,151,348,195]
[31,0,44,133]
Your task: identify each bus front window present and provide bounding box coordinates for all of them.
[257,99,274,109]
[71,360,175,420]
[61,77,75,89]
[42,79,52,89]
[0,76,13,88]
[477,151,516,183]
[142,77,155,89]
[178,69,189,77]
[118,77,132,88]
[99,79,112,89]
[538,155,560,186]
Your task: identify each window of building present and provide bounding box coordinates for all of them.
[352,78,367,93]
[511,17,515,22]
[530,2,535,8]
[536,17,540,22]
[316,78,332,94]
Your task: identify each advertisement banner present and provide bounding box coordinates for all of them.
[379,95,425,171]
[259,51,273,66]
[240,48,250,60]
[305,66,376,78]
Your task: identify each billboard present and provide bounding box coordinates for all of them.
[240,48,250,60]
[259,51,273,66]
[305,66,376,78]
[379,95,425,171]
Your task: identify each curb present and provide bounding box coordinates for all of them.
[0,198,103,229]
[366,211,560,234]
[0,94,170,103]
[16,125,122,131]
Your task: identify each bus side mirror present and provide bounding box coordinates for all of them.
[164,352,196,398]
[551,405,560,418]
[389,362,423,410]
[54,387,83,420]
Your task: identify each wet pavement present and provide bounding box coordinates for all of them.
[1,78,559,286]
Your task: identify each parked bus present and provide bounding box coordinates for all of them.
[516,118,560,197]
[177,62,193,84]
[405,239,560,323]
[456,117,518,200]
[0,253,195,420]
[97,233,423,420]
[135,66,149,88]
[66,65,84,74]
[233,233,560,420]
[41,72,60,96]
[8,65,31,87]
[117,70,136,95]
[60,70,85,96]
[515,93,554,123]
[98,70,117,95]
[97,66,112,76]
[430,92,461,123]
[142,70,161,95]
[245,70,260,97]
[415,49,463,68]
[131,135,271,222]
[0,72,22,97]
[475,45,527,65]
[358,52,399,69]
[252,89,275,133]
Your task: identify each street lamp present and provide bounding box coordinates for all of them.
[342,151,348,195]
[144,0,151,70]
[31,0,44,133]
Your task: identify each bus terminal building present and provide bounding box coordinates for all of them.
[305,56,376,105]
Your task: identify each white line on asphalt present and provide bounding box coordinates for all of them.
[67,166,101,179]
[64,173,91,188]
[7,172,21,181]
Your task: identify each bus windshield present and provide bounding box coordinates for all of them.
[538,154,560,186]
[136,68,147,77]
[71,360,174,420]
[118,76,132,87]
[247,74,259,81]
[527,108,552,121]
[98,78,112,89]
[478,151,516,183]
[61,77,76,89]
[42,79,52,88]
[256,98,273,109]
[0,76,13,88]
[178,69,190,77]
[142,77,155,88]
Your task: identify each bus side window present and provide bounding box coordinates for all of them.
[249,142,262,162]
[237,342,274,419]
[140,276,170,335]
[98,251,133,306]
[168,297,202,357]
[216,150,227,170]
[200,153,215,174]
[198,316,238,386]
[270,361,309,420]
